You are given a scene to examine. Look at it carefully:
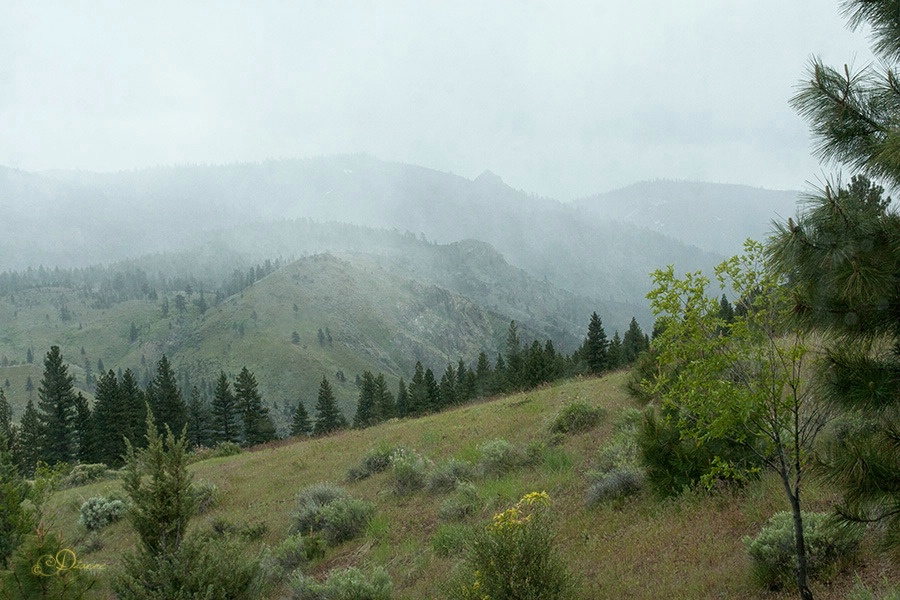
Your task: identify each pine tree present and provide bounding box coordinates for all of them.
[186,386,212,449]
[36,346,77,465]
[766,0,900,553]
[373,373,394,420]
[313,376,346,435]
[607,331,623,370]
[622,317,649,364]
[92,369,125,466]
[581,312,609,375]
[291,400,312,437]
[234,367,275,446]
[15,400,41,476]
[438,363,456,409]
[395,378,409,418]
[146,355,186,437]
[408,362,427,416]
[424,368,440,412]
[210,371,240,444]
[73,392,93,464]
[0,389,11,445]
[353,371,377,428]
[475,351,493,398]
[119,369,147,450]
[505,321,523,389]
[0,440,31,567]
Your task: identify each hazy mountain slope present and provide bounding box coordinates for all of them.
[574,180,800,257]
[3,157,722,308]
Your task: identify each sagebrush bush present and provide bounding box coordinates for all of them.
[79,496,127,531]
[347,444,395,482]
[477,438,530,478]
[427,458,475,494]
[432,523,470,557]
[548,401,606,434]
[450,492,575,600]
[290,566,393,600]
[389,447,428,495]
[744,511,864,590]
[270,533,315,573]
[439,481,481,522]
[293,483,373,545]
[585,468,645,506]
[191,480,221,515]
[64,463,114,488]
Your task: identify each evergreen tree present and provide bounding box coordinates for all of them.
[373,373,394,420]
[0,389,11,445]
[146,355,186,437]
[523,340,548,388]
[353,371,377,428]
[408,362,428,416]
[291,400,312,437]
[395,378,409,418]
[424,367,440,412]
[475,351,493,398]
[0,440,31,567]
[607,332,623,370]
[505,321,523,389]
[234,367,275,446]
[25,347,33,364]
[73,392,93,464]
[492,354,508,395]
[581,312,609,375]
[15,400,41,476]
[313,376,346,435]
[36,346,77,465]
[438,363,457,408]
[186,386,212,449]
[622,317,649,364]
[766,0,900,552]
[120,369,147,449]
[92,369,126,466]
[210,371,240,444]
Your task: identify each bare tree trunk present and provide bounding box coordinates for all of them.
[781,477,813,600]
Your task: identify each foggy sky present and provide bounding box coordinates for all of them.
[0,1,877,199]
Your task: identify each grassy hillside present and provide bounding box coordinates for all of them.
[44,373,896,599]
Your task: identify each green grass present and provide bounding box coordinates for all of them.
[39,372,898,599]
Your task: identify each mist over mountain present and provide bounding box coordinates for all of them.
[3,155,732,310]
[575,180,800,257]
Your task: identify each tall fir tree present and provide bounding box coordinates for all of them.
[0,388,11,445]
[186,386,212,449]
[395,378,409,418]
[373,373,394,421]
[36,345,77,465]
[73,392,93,464]
[210,371,240,444]
[92,369,126,466]
[581,312,609,375]
[607,331,623,370]
[424,368,440,412]
[505,320,523,390]
[291,400,312,437]
[408,362,428,416]
[15,399,41,476]
[146,355,186,437]
[438,363,457,409]
[622,317,649,364]
[234,367,276,446]
[120,369,147,450]
[475,351,493,398]
[353,371,377,428]
[313,376,346,435]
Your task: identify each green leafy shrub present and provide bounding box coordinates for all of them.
[79,495,127,531]
[450,492,575,600]
[439,481,481,522]
[293,483,374,545]
[744,511,864,590]
[427,458,475,494]
[389,447,429,495]
[213,441,243,457]
[63,463,114,488]
[548,401,606,434]
[191,480,221,515]
[477,438,530,478]
[290,566,393,600]
[347,443,395,482]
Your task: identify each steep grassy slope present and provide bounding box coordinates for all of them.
[45,373,896,599]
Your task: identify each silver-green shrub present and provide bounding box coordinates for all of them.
[290,566,392,600]
[79,496,127,531]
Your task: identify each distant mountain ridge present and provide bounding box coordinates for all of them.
[574,180,800,257]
